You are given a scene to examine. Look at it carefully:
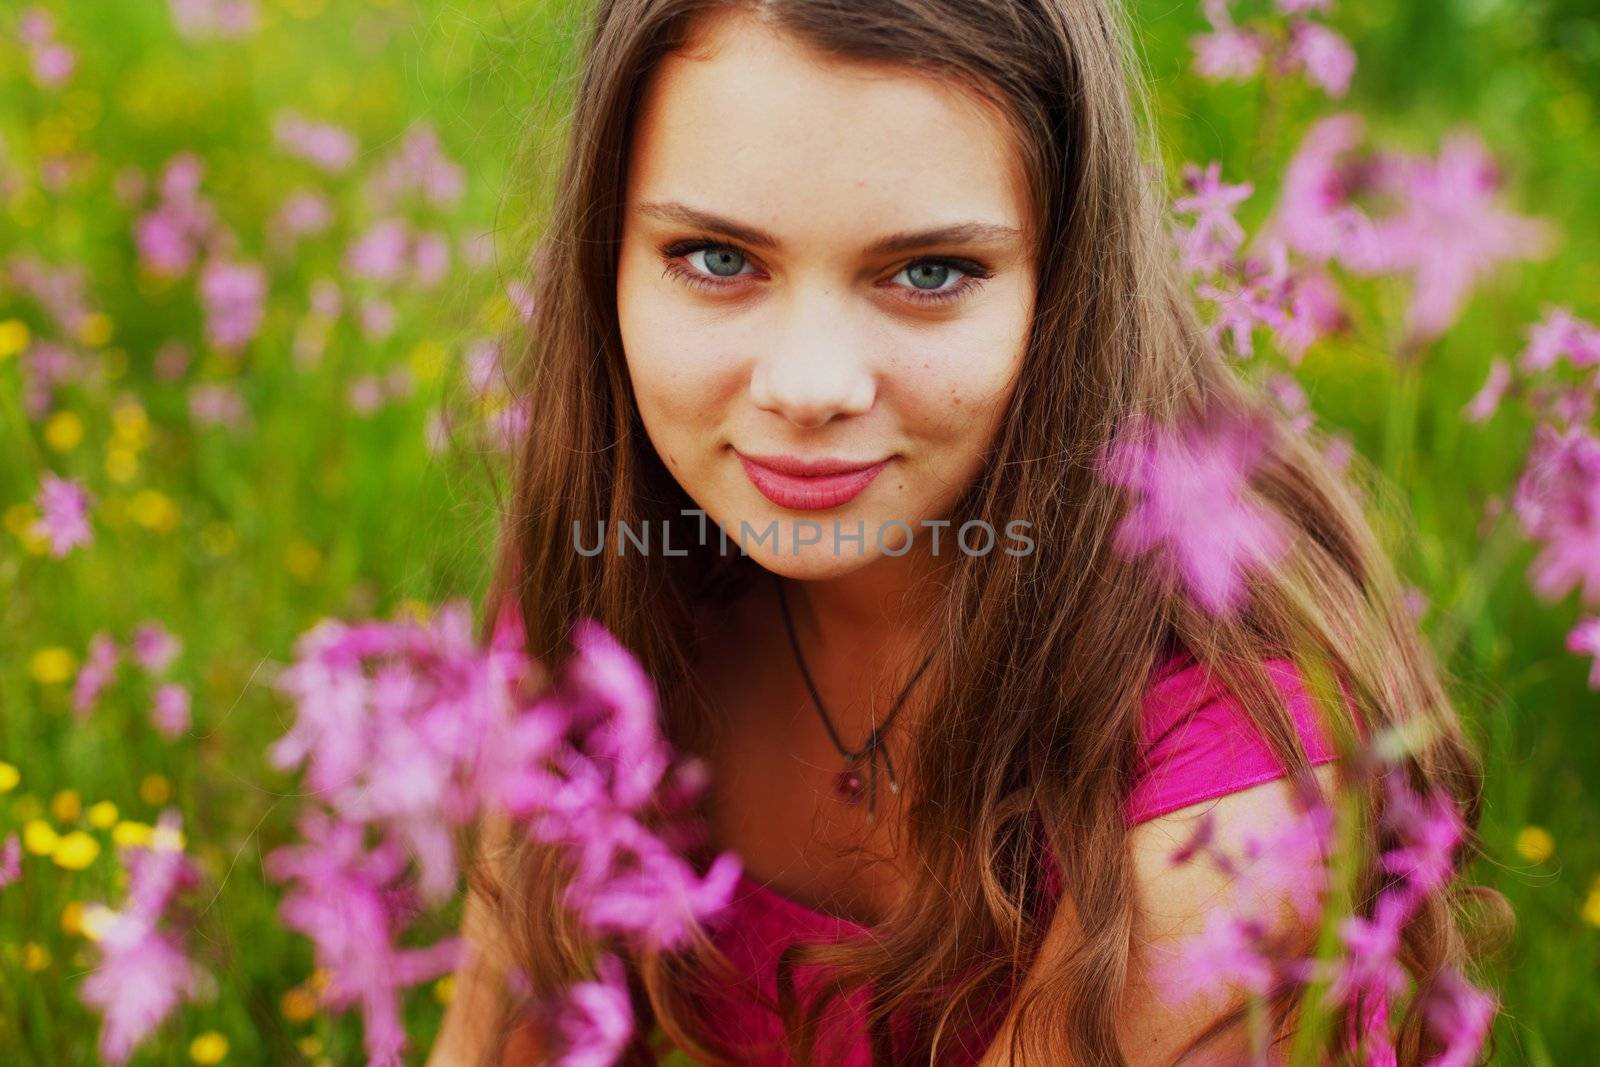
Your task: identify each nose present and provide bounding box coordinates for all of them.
[748,294,877,429]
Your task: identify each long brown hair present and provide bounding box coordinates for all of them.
[469,0,1508,1063]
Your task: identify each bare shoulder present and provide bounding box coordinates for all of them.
[976,763,1340,1067]
[1119,761,1340,1066]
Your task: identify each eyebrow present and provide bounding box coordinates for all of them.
[634,199,1023,256]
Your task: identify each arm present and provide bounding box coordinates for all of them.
[976,763,1340,1066]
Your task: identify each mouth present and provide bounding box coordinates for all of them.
[734,450,891,511]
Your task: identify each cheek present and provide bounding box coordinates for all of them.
[617,251,725,431]
[895,297,1029,445]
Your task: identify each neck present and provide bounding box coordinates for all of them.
[773,545,947,738]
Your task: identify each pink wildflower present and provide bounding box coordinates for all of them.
[1462,358,1513,424]
[1101,408,1291,617]
[549,953,634,1067]
[79,811,204,1065]
[199,259,267,352]
[1567,618,1600,690]
[151,683,192,738]
[34,473,93,557]
[1511,424,1600,606]
[0,833,20,889]
[73,632,119,719]
[131,622,183,674]
[273,110,358,172]
[1519,306,1600,373]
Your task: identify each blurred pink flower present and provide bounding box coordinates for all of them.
[168,0,258,40]
[1375,131,1556,344]
[73,632,119,719]
[20,9,76,88]
[273,110,358,172]
[347,219,412,283]
[359,298,396,341]
[1101,409,1291,617]
[1173,161,1253,276]
[80,811,204,1065]
[265,812,461,1067]
[34,473,93,557]
[1518,306,1600,373]
[199,259,267,352]
[1567,618,1600,690]
[152,683,192,739]
[550,953,634,1067]
[1281,20,1354,98]
[267,601,740,1062]
[0,833,20,890]
[188,382,251,431]
[1511,424,1600,606]
[347,375,387,415]
[271,189,335,250]
[1191,0,1268,83]
[134,154,220,279]
[1422,968,1498,1067]
[1462,358,1512,424]
[365,124,465,210]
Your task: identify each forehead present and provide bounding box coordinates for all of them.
[624,11,1031,248]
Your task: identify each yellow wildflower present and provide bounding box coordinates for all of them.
[76,313,113,347]
[30,647,76,685]
[22,943,51,972]
[128,489,179,532]
[53,831,100,870]
[44,411,84,452]
[1515,825,1555,864]
[189,1031,229,1064]
[106,447,139,483]
[51,789,81,823]
[281,986,318,1023]
[61,902,86,936]
[140,774,172,806]
[1583,886,1600,928]
[434,974,456,1005]
[112,821,154,849]
[23,819,59,856]
[112,402,149,447]
[0,762,19,793]
[0,319,29,360]
[4,503,38,537]
[284,539,322,581]
[87,801,119,829]
[296,1036,323,1057]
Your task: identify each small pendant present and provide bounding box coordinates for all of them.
[834,768,867,803]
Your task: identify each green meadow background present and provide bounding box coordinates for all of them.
[1,0,1596,1062]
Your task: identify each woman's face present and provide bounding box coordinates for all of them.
[617,11,1036,580]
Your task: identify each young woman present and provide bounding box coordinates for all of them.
[429,1,1497,1063]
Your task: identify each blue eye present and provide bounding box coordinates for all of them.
[659,237,991,307]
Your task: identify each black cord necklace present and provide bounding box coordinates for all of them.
[773,572,937,821]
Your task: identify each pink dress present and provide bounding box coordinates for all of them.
[687,651,1396,1065]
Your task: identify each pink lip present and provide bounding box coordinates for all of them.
[735,450,890,510]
